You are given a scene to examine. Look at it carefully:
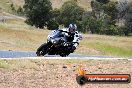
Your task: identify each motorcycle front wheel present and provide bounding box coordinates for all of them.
[36,43,49,56]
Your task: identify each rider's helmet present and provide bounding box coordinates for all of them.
[68,24,77,34]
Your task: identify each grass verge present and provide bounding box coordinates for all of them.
[0,19,132,57]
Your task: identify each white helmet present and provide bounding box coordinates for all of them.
[68,24,77,33]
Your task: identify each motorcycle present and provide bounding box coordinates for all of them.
[36,30,81,57]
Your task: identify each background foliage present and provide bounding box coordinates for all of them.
[23,0,132,36]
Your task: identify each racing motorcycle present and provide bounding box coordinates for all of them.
[36,30,81,57]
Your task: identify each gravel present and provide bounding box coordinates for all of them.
[0,59,131,88]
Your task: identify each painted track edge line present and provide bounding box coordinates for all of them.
[0,57,131,60]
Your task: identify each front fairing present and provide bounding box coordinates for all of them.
[47,30,67,43]
[47,30,60,39]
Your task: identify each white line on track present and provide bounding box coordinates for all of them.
[0,57,131,61]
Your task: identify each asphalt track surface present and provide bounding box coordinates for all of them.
[0,50,131,60]
[0,50,109,58]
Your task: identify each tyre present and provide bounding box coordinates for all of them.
[59,52,70,57]
[59,53,67,57]
[36,43,49,56]
[76,75,87,85]
[59,47,71,57]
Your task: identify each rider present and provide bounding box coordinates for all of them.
[48,23,82,52]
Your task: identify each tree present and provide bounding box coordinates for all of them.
[23,0,52,28]
[10,3,16,13]
[82,14,105,34]
[96,0,110,4]
[91,1,104,20]
[103,25,119,35]
[103,1,118,25]
[51,8,61,23]
[59,1,84,27]
[17,7,24,16]
[47,20,59,30]
[124,3,132,35]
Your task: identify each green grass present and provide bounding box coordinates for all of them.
[0,60,9,69]
[78,34,132,58]
[89,42,132,57]
[1,19,132,58]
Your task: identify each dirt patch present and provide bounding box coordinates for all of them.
[0,59,131,88]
